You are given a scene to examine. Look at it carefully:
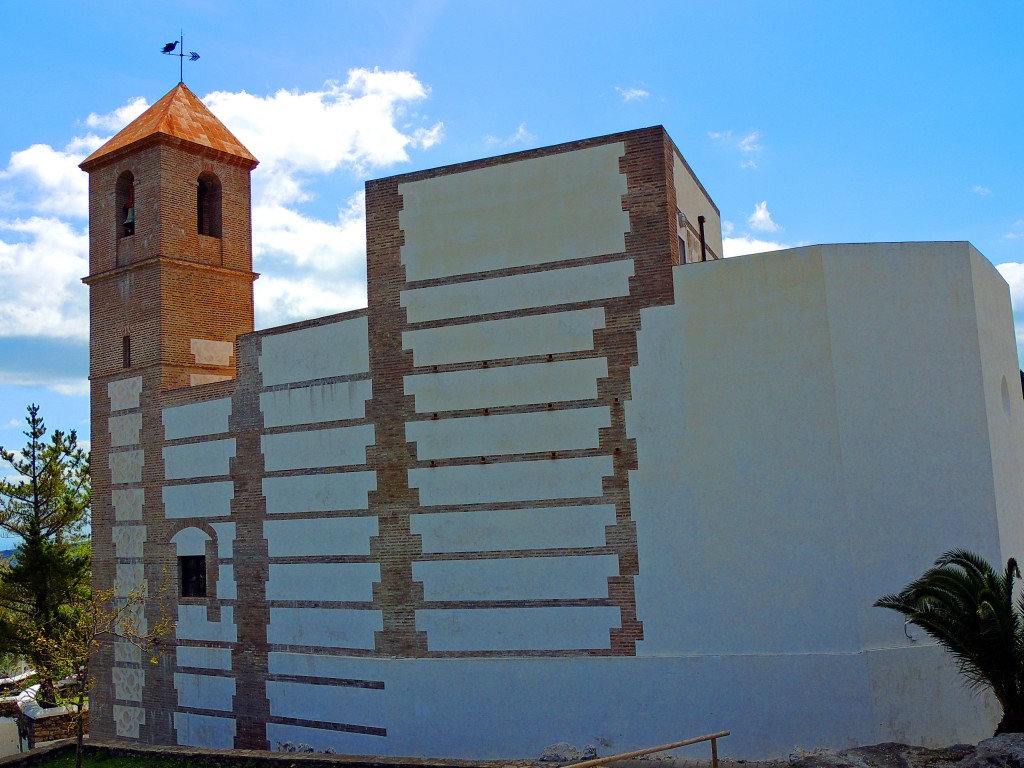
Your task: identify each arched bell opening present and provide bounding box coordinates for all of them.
[197,172,222,238]
[115,171,135,238]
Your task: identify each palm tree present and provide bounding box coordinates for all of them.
[875,549,1024,735]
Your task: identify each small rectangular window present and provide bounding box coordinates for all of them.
[179,555,207,598]
[122,335,131,368]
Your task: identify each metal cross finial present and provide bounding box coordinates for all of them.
[161,32,201,84]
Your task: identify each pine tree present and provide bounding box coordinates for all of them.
[0,404,90,702]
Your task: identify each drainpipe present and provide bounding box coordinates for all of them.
[698,215,707,262]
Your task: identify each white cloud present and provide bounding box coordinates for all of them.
[737,131,762,153]
[85,97,149,132]
[972,185,992,196]
[256,274,367,329]
[2,419,21,429]
[483,123,536,149]
[0,143,91,218]
[1005,220,1024,240]
[709,129,763,169]
[615,86,650,102]
[0,217,88,340]
[252,193,369,327]
[204,68,444,203]
[0,369,89,395]
[0,68,444,353]
[747,200,781,233]
[254,192,366,271]
[723,236,790,258]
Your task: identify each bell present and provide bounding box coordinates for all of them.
[122,208,135,226]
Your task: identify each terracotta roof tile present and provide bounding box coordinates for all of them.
[81,83,257,168]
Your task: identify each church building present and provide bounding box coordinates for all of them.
[81,83,1024,758]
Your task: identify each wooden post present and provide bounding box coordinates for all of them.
[562,730,731,768]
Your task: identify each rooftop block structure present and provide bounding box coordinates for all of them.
[82,84,1024,758]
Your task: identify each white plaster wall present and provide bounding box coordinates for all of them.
[625,244,1015,663]
[259,316,370,387]
[819,243,1006,651]
[217,565,237,600]
[407,407,609,460]
[268,652,382,679]
[266,563,380,601]
[249,650,994,759]
[112,668,144,702]
[400,143,629,281]
[109,450,144,484]
[403,309,603,367]
[261,379,372,427]
[414,555,617,600]
[210,522,236,558]
[410,456,612,506]
[112,525,146,558]
[406,358,607,413]
[267,608,382,649]
[114,563,144,597]
[265,517,378,557]
[113,705,144,739]
[261,424,374,471]
[672,153,722,258]
[163,398,232,439]
[108,376,142,411]
[173,712,235,749]
[967,247,1024,565]
[267,681,385,725]
[177,646,232,670]
[112,488,144,521]
[190,338,233,366]
[190,374,231,386]
[109,412,142,447]
[174,672,235,712]
[417,606,619,651]
[163,481,234,518]
[263,472,377,513]
[177,605,237,643]
[170,527,211,556]
[413,505,615,552]
[401,259,634,323]
[163,439,236,480]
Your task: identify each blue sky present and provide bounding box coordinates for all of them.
[1,0,1023,461]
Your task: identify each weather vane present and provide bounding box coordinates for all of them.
[161,33,200,84]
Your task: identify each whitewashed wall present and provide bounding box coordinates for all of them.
[257,313,382,667]
[400,144,632,654]
[161,396,239,747]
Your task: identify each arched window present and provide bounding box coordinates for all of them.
[197,172,222,238]
[116,171,135,238]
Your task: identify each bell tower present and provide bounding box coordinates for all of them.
[81,84,259,744]
[81,82,259,392]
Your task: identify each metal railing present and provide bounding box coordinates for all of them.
[562,730,731,768]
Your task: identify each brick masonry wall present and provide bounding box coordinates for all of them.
[86,129,256,748]
[21,711,88,748]
[88,122,718,747]
[361,126,684,657]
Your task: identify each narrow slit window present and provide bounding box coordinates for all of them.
[122,335,131,368]
[116,171,135,238]
[197,172,222,238]
[179,555,207,598]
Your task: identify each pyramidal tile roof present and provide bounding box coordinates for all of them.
[81,83,257,169]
